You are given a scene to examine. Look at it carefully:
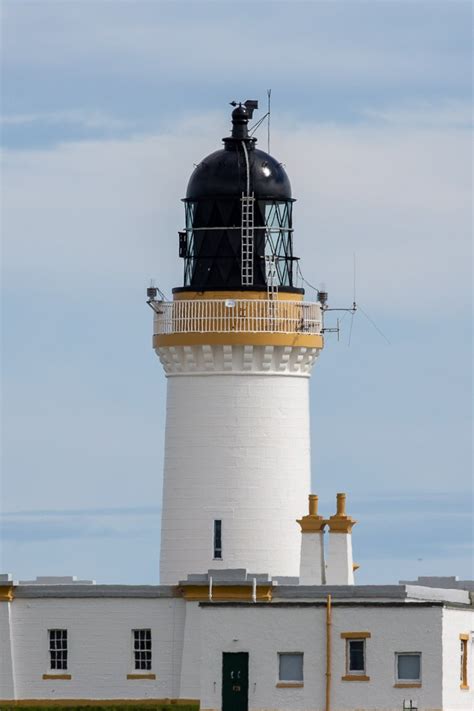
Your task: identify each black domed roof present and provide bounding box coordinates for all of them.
[186,146,292,201]
[185,101,292,202]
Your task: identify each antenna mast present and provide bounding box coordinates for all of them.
[267,88,271,154]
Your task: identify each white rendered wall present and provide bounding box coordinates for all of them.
[159,363,313,584]
[0,602,16,699]
[179,602,202,699]
[199,603,444,711]
[7,597,185,701]
[3,593,470,708]
[442,607,474,710]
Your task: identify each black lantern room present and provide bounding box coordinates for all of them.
[175,101,303,294]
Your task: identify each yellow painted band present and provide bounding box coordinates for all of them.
[297,516,326,532]
[1,700,199,707]
[173,290,304,302]
[42,674,72,680]
[460,633,470,640]
[340,632,371,639]
[327,515,357,533]
[181,584,272,602]
[0,585,14,602]
[126,674,156,680]
[154,333,323,349]
[341,675,370,682]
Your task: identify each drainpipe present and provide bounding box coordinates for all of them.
[325,594,332,711]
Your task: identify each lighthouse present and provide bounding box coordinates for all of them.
[149,101,324,585]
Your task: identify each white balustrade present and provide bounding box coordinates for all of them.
[153,299,322,335]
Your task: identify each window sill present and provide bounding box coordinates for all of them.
[42,674,71,680]
[460,684,470,690]
[276,682,304,688]
[341,675,370,682]
[126,673,156,680]
[394,682,421,688]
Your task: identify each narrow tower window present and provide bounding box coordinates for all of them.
[213,519,222,559]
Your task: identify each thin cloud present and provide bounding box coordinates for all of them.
[1,110,132,130]
[362,100,473,128]
[2,505,161,518]
[3,1,470,91]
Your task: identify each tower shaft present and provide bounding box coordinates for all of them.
[160,365,311,583]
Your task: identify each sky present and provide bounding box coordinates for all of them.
[1,0,472,585]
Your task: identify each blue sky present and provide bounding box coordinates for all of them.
[1,0,472,585]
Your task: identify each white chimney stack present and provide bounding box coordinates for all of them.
[297,495,326,585]
[325,493,357,585]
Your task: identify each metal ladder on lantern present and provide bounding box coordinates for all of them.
[241,192,255,286]
[265,254,278,330]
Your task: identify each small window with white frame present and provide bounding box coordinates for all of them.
[340,632,370,679]
[278,652,304,682]
[49,629,68,670]
[346,639,366,675]
[395,652,421,684]
[133,629,152,671]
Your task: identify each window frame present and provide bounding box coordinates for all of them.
[346,638,366,675]
[132,628,152,672]
[340,631,371,681]
[460,634,469,690]
[277,651,304,685]
[48,629,68,672]
[395,651,422,685]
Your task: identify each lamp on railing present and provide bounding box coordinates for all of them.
[318,290,328,307]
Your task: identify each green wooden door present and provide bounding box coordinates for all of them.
[222,652,249,711]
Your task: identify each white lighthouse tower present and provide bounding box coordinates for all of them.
[150,101,324,585]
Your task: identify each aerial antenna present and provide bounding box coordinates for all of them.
[358,304,391,344]
[267,88,272,153]
[297,258,389,345]
[353,252,357,310]
[351,252,391,345]
[348,252,356,347]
